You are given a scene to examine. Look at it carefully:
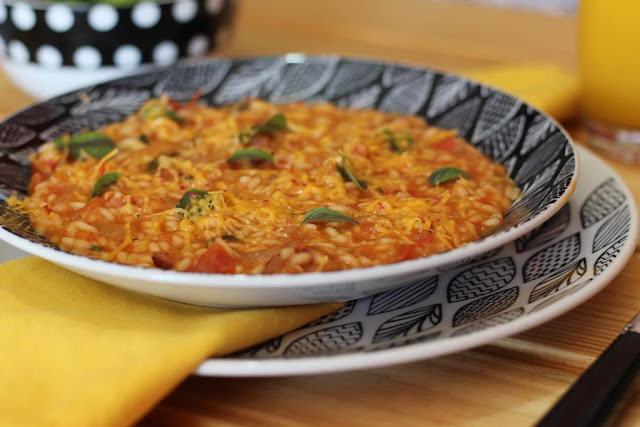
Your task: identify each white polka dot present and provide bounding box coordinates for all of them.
[36,45,63,68]
[152,41,178,66]
[0,1,7,25]
[113,44,141,69]
[88,4,118,32]
[172,0,197,23]
[11,2,36,31]
[45,4,75,33]
[131,1,160,29]
[187,34,209,57]
[206,0,224,14]
[8,40,29,64]
[73,46,102,69]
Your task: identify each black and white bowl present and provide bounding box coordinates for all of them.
[0,0,236,98]
[0,54,578,307]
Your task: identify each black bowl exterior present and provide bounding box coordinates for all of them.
[0,55,575,260]
[0,0,235,68]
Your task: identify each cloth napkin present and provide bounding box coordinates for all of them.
[0,62,578,426]
[0,257,342,426]
[468,63,579,122]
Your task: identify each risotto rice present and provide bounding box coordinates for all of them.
[10,98,520,274]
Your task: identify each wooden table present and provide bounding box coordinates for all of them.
[3,1,640,425]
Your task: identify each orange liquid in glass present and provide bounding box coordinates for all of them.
[580,0,640,128]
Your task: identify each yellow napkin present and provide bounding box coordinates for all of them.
[0,257,342,426]
[468,63,579,122]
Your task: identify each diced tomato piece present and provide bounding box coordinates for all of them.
[352,222,377,243]
[397,230,437,261]
[166,98,183,110]
[190,239,237,274]
[185,89,203,109]
[397,244,417,261]
[351,143,369,158]
[434,137,457,152]
[413,230,437,247]
[152,252,174,270]
[31,158,57,180]
[29,172,43,194]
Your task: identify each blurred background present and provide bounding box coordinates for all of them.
[223,0,577,72]
[0,0,579,103]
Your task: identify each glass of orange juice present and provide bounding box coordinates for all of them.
[580,0,640,162]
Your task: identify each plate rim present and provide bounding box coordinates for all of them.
[194,145,638,376]
[0,54,579,291]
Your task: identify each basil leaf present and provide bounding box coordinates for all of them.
[52,131,116,160]
[382,129,413,153]
[254,113,287,134]
[301,208,359,225]
[164,110,185,124]
[140,134,149,144]
[147,152,180,174]
[176,189,207,210]
[428,167,472,186]
[237,113,288,144]
[147,157,159,173]
[336,152,368,190]
[238,129,255,144]
[91,172,121,199]
[141,102,166,119]
[90,245,103,251]
[228,148,274,163]
[141,102,184,123]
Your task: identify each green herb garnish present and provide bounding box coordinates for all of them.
[301,208,359,225]
[382,129,413,153]
[428,167,472,186]
[164,110,185,124]
[221,235,240,242]
[90,245,104,251]
[254,113,287,134]
[147,157,159,173]
[336,151,368,190]
[238,129,255,144]
[140,134,149,144]
[141,101,184,123]
[176,189,207,210]
[227,148,274,163]
[147,152,180,173]
[91,172,121,199]
[52,131,116,160]
[238,113,288,144]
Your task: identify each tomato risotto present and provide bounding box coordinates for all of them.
[10,98,520,274]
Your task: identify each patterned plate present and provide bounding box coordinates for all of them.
[0,55,577,307]
[196,146,638,376]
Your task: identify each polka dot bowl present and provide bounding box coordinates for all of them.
[0,0,235,99]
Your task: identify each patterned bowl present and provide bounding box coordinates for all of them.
[0,54,578,307]
[0,0,236,98]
